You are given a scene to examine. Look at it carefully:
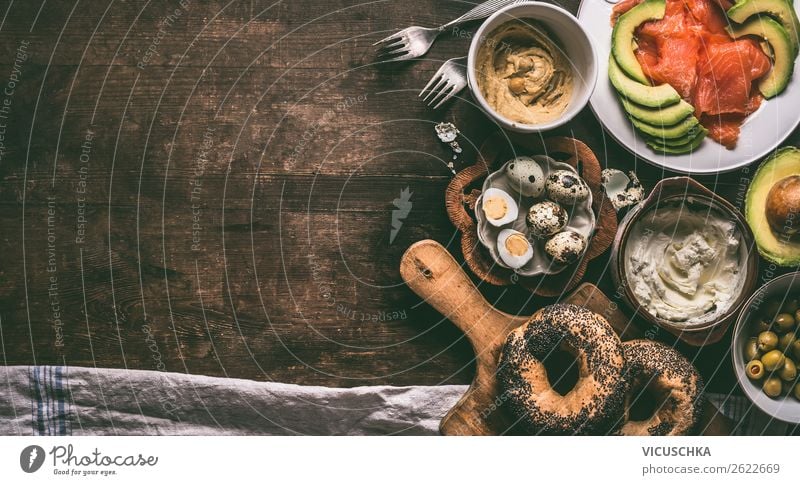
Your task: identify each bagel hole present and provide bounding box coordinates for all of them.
[543,347,579,396]
[628,380,663,422]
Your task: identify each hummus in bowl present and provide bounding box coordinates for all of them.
[475,20,573,125]
[467,2,597,133]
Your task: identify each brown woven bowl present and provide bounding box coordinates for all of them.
[446,132,618,297]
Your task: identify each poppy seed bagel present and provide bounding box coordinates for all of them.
[497,304,628,435]
[618,339,704,436]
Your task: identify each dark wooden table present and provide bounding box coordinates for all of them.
[0,0,796,393]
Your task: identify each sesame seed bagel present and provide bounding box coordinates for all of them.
[619,339,704,436]
[498,304,627,435]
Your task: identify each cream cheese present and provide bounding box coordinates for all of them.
[624,202,745,325]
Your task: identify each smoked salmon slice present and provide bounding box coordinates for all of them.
[612,0,772,148]
[694,39,770,117]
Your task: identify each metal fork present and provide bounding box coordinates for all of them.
[374,0,526,62]
[419,56,467,109]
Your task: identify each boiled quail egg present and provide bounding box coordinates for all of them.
[497,229,534,269]
[545,231,587,265]
[526,200,568,239]
[601,168,644,211]
[545,170,590,206]
[506,156,545,197]
[481,188,518,227]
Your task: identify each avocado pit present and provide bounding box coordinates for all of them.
[765,175,800,235]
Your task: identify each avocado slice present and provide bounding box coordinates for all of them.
[609,56,681,107]
[612,0,666,84]
[646,129,707,154]
[629,115,701,140]
[728,16,796,98]
[647,125,707,147]
[728,0,800,54]
[745,146,800,266]
[622,98,695,126]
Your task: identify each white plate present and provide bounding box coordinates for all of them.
[577,0,800,174]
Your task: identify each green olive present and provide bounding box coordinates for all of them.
[774,313,797,333]
[746,359,765,380]
[794,384,800,400]
[780,333,798,353]
[764,376,783,398]
[745,337,762,361]
[758,331,779,352]
[762,349,786,371]
[784,299,800,314]
[791,340,800,361]
[780,358,798,381]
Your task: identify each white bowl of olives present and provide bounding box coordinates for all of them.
[733,272,800,423]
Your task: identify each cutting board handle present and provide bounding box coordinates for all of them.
[400,240,523,349]
[400,239,528,435]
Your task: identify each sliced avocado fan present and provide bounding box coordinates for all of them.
[728,0,800,54]
[608,56,681,108]
[612,0,667,84]
[728,16,796,98]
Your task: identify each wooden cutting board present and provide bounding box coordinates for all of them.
[400,239,732,436]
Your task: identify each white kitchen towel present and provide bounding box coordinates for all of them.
[0,366,463,436]
[0,366,790,435]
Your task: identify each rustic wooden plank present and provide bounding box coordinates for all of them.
[0,0,797,393]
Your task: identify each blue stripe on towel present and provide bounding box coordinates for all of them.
[44,366,52,435]
[27,366,34,435]
[42,366,51,436]
[31,366,45,436]
[29,366,71,436]
[55,366,66,435]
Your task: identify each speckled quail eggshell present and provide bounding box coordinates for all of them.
[496,229,534,269]
[544,231,587,265]
[526,200,568,239]
[506,156,545,197]
[601,168,645,211]
[545,170,590,205]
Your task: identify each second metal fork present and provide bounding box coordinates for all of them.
[419,56,467,109]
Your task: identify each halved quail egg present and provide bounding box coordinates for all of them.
[545,170,590,206]
[506,156,545,197]
[526,200,567,239]
[601,168,644,211]
[481,188,518,227]
[545,231,587,265]
[497,229,534,269]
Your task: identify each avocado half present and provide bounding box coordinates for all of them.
[746,147,800,266]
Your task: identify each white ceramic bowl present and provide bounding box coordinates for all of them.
[466,2,598,133]
[733,272,800,423]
